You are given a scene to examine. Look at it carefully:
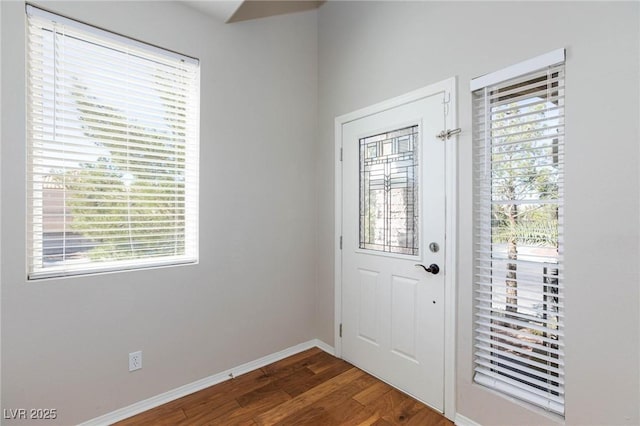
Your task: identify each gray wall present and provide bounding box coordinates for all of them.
[317,2,639,425]
[1,2,318,424]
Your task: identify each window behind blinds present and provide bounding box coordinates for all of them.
[472,52,565,415]
[26,5,200,279]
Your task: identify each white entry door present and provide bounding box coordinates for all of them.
[340,85,448,411]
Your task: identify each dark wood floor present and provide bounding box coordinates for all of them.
[115,347,453,425]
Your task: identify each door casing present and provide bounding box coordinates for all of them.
[334,77,458,420]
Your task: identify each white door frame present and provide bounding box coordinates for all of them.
[334,77,457,420]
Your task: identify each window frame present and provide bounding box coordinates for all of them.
[471,49,566,416]
[26,5,200,280]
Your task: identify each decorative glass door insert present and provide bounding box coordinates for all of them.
[359,125,419,255]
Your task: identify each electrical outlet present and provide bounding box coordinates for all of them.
[129,351,142,372]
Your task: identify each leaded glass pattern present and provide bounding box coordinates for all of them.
[359,126,419,255]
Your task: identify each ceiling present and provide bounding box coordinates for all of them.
[183,1,324,23]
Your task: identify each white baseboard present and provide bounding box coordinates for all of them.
[80,339,334,426]
[455,413,482,426]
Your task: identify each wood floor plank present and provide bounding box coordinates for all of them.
[270,366,316,396]
[209,369,273,398]
[234,382,284,407]
[115,406,187,426]
[163,368,271,414]
[352,380,394,406]
[261,348,322,379]
[179,370,272,419]
[371,419,394,426]
[352,389,411,426]
[114,349,453,426]
[274,405,332,426]
[254,367,365,425]
[381,395,424,425]
[275,372,376,425]
[208,419,256,426]
[332,399,372,425]
[304,351,341,374]
[405,407,448,426]
[278,358,353,398]
[207,385,291,426]
[180,399,240,425]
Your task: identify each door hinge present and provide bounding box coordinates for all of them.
[339,323,342,338]
[340,147,343,161]
[436,128,462,141]
[339,236,342,250]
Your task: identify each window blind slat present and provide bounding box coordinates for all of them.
[26,45,197,83]
[474,273,563,290]
[473,96,565,118]
[474,368,565,406]
[28,96,194,125]
[475,328,564,356]
[485,75,564,101]
[475,292,564,310]
[475,341,564,367]
[475,331,563,358]
[28,153,190,172]
[476,303,562,324]
[475,312,564,338]
[475,259,562,271]
[474,330,563,354]
[475,358,564,387]
[29,84,195,116]
[475,274,563,294]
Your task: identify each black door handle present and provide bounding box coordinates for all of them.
[415,263,440,275]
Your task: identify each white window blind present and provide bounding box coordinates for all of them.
[26,5,200,279]
[472,51,565,415]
